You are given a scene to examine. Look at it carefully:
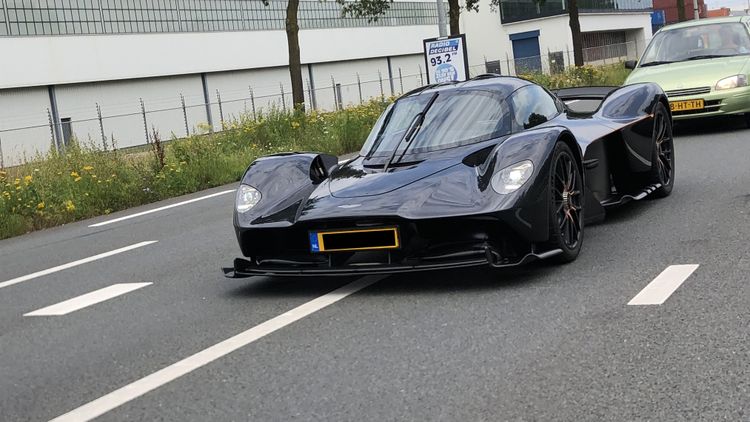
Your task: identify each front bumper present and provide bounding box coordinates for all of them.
[223,248,562,277]
[228,213,560,277]
[670,86,750,120]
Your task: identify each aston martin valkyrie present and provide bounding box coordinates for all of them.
[224,75,674,277]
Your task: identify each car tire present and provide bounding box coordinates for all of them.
[546,141,584,264]
[650,103,675,198]
[744,113,750,129]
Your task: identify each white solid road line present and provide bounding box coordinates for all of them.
[24,283,153,316]
[88,189,236,228]
[50,275,386,422]
[628,264,700,306]
[0,241,158,290]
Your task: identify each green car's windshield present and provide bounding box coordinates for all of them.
[360,90,512,157]
[640,23,750,66]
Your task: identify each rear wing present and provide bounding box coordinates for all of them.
[553,86,619,102]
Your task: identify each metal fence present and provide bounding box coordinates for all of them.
[0,41,638,168]
[0,0,438,37]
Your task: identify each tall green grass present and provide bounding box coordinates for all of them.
[0,100,388,240]
[521,63,631,89]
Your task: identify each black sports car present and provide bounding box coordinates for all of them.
[224,75,674,277]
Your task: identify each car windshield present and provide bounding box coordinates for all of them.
[640,23,750,66]
[360,89,512,157]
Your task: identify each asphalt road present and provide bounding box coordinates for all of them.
[1,116,749,421]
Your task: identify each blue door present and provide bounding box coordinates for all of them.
[511,30,542,73]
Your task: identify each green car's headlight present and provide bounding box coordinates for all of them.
[491,160,534,194]
[715,74,748,90]
[236,184,261,212]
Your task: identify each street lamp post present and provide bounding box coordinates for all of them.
[436,0,447,37]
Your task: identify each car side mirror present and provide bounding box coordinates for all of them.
[624,60,637,70]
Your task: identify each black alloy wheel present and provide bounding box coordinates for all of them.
[547,142,583,263]
[651,103,675,198]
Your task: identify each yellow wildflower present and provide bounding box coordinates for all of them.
[0,170,6,178]
[14,178,21,185]
[83,165,94,171]
[291,121,301,129]
[23,175,32,184]
[37,202,45,210]
[64,200,75,212]
[70,171,80,178]
[74,177,82,182]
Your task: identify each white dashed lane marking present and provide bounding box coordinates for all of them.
[24,283,153,316]
[88,189,235,227]
[0,241,158,290]
[628,265,700,305]
[49,275,387,422]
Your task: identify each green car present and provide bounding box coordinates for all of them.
[624,17,750,126]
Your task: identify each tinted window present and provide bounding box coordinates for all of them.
[361,90,512,156]
[509,85,559,130]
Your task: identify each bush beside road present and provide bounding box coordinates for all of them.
[0,64,630,240]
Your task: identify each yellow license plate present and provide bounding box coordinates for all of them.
[669,99,704,112]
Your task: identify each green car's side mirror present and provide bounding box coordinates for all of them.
[624,60,637,70]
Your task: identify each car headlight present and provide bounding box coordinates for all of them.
[491,160,534,194]
[715,74,748,90]
[236,184,261,212]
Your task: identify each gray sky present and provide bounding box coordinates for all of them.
[705,0,749,10]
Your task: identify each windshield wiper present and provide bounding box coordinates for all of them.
[364,106,396,160]
[639,60,674,67]
[685,54,729,61]
[383,92,439,172]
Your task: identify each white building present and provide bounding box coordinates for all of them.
[0,0,652,165]
[460,0,653,75]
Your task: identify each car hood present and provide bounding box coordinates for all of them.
[327,155,461,198]
[625,56,750,91]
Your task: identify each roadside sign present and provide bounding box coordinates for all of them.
[423,34,469,84]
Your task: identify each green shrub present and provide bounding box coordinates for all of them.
[521,63,632,89]
[0,99,389,239]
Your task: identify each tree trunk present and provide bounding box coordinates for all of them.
[568,0,584,67]
[447,0,460,36]
[677,0,686,21]
[286,0,305,110]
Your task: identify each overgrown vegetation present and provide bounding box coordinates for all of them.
[521,63,631,89]
[0,100,387,240]
[0,63,631,240]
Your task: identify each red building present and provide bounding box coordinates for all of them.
[707,7,731,17]
[652,0,708,24]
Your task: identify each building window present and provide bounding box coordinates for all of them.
[582,31,629,62]
[0,0,437,36]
